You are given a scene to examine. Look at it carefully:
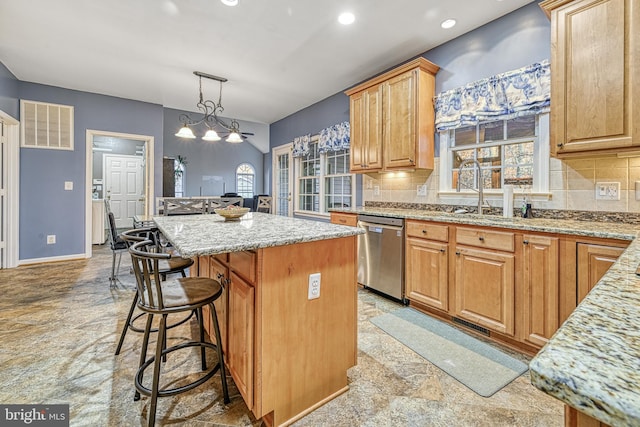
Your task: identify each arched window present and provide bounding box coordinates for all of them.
[236,163,255,198]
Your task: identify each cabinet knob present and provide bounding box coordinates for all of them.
[455,251,461,256]
[440,248,446,253]
[557,143,564,148]
[422,229,427,234]
[478,236,485,241]
[523,240,529,245]
[409,158,414,164]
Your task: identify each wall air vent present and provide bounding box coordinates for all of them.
[20,100,74,150]
[452,317,490,336]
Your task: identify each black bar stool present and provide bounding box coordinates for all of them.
[114,228,194,356]
[129,239,230,426]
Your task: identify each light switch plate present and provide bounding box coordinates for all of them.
[64,181,73,191]
[595,182,620,200]
[416,184,427,196]
[635,181,640,201]
[373,186,380,196]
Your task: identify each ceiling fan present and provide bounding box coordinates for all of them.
[175,71,253,143]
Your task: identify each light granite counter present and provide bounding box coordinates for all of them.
[332,206,640,426]
[152,212,364,259]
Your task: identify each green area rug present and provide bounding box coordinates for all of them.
[370,307,528,397]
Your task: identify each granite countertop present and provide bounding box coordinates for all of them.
[333,206,640,425]
[152,212,364,258]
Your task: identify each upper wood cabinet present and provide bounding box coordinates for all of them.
[540,0,640,156]
[345,57,439,172]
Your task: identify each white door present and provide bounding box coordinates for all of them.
[272,144,293,217]
[0,121,6,268]
[105,154,144,228]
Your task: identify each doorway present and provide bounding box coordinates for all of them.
[272,143,293,217]
[85,130,154,257]
[0,111,19,269]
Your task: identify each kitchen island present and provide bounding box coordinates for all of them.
[153,212,363,427]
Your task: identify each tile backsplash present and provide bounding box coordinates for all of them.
[361,156,640,214]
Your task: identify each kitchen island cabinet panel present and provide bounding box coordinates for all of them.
[227,271,255,409]
[577,243,625,303]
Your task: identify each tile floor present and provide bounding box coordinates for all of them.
[0,245,563,426]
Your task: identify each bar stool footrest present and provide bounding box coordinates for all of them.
[135,341,222,398]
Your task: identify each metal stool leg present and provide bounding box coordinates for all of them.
[115,290,139,355]
[197,307,206,371]
[210,302,230,403]
[147,314,167,427]
[135,313,154,402]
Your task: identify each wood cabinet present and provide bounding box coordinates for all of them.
[209,257,229,352]
[541,0,640,156]
[577,243,625,303]
[227,271,255,409]
[405,221,449,311]
[349,86,383,172]
[345,57,439,172]
[330,212,358,227]
[521,234,559,347]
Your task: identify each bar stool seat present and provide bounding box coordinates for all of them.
[129,239,230,426]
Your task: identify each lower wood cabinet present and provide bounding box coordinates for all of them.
[521,234,559,347]
[453,246,516,336]
[406,237,448,311]
[227,271,255,409]
[209,257,229,353]
[330,212,358,227]
[577,243,625,303]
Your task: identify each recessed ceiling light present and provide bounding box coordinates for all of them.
[221,0,238,6]
[441,19,457,29]
[338,12,355,25]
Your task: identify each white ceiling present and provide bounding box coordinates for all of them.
[0,0,534,125]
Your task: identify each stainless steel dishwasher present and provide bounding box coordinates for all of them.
[357,214,405,302]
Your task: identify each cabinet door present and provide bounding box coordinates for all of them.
[228,272,255,409]
[453,247,515,335]
[548,0,638,155]
[522,235,559,347]
[209,257,229,353]
[349,87,382,172]
[384,70,417,169]
[577,243,624,303]
[406,237,448,311]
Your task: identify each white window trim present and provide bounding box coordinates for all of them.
[438,113,551,202]
[236,162,256,198]
[294,135,355,218]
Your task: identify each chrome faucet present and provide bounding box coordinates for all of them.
[456,159,485,215]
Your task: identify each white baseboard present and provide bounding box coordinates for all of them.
[19,253,89,266]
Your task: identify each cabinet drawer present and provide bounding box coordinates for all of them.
[230,250,256,284]
[456,227,514,252]
[330,213,358,227]
[406,220,448,242]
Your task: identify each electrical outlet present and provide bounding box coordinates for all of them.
[595,182,620,200]
[308,272,321,300]
[373,186,380,196]
[64,181,73,191]
[416,184,427,196]
[47,235,56,244]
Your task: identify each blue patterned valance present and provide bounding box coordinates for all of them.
[292,134,311,158]
[434,60,550,132]
[318,121,350,153]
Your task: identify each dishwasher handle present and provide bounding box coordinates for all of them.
[358,220,404,232]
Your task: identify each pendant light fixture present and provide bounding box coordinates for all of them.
[175,71,245,143]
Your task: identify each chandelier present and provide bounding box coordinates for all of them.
[175,71,244,143]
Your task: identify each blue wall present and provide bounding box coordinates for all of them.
[163,108,266,197]
[18,82,164,260]
[0,61,19,119]
[269,1,550,207]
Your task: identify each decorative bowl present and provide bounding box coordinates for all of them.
[214,207,250,220]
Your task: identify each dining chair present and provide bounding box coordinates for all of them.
[106,210,128,285]
[208,197,243,212]
[256,195,273,213]
[163,198,208,215]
